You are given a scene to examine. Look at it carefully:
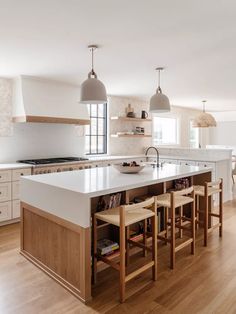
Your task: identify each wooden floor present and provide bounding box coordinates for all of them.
[1,191,236,314]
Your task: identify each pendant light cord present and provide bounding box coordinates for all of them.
[91,47,94,71]
[202,100,206,112]
[156,67,163,93]
[88,46,97,78]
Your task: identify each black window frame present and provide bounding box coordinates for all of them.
[85,103,108,155]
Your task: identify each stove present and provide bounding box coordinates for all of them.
[18,157,89,165]
[18,157,90,175]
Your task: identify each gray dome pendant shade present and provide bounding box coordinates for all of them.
[80,45,107,104]
[149,67,170,113]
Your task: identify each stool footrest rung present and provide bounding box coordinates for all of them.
[195,219,204,225]
[175,224,191,231]
[125,261,154,283]
[157,235,171,243]
[175,238,193,252]
[96,254,120,271]
[128,239,152,252]
[208,223,221,233]
[209,213,220,218]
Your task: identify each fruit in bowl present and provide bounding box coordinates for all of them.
[122,161,139,167]
[113,161,145,174]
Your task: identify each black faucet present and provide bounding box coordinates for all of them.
[145,146,160,168]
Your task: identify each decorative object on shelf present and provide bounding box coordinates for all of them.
[111,133,151,138]
[126,104,135,118]
[149,67,170,113]
[192,100,217,128]
[135,126,145,135]
[80,45,107,104]
[141,110,148,119]
[113,161,145,174]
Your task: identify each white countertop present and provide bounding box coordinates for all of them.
[21,164,211,197]
[20,164,212,228]
[0,163,31,170]
[88,154,229,163]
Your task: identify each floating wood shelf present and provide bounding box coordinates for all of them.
[111,116,152,122]
[111,134,152,138]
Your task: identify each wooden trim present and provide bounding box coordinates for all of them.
[20,250,90,303]
[111,116,152,122]
[20,202,91,303]
[111,134,152,138]
[12,115,90,125]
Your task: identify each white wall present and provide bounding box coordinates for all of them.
[0,123,85,162]
[209,121,236,154]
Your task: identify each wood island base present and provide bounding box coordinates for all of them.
[20,202,91,303]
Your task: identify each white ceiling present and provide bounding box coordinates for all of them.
[0,0,236,111]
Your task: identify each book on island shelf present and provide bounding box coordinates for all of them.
[97,239,119,256]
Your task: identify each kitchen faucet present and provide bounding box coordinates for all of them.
[145,146,160,168]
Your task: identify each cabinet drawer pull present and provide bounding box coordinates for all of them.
[21,173,24,176]
[0,176,1,178]
[0,211,1,214]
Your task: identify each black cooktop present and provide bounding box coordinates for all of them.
[18,157,89,165]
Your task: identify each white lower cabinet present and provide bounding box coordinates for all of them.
[0,201,12,222]
[0,170,11,183]
[0,167,31,225]
[12,200,20,219]
[12,181,20,200]
[0,182,11,202]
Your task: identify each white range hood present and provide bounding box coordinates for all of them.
[12,76,90,125]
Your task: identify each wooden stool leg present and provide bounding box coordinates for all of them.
[164,207,168,245]
[179,206,183,239]
[196,195,199,230]
[126,226,130,266]
[119,207,126,303]
[170,193,175,269]
[143,219,147,257]
[152,214,158,281]
[219,187,223,237]
[204,193,209,247]
[191,198,195,255]
[93,215,97,284]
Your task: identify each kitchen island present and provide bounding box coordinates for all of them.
[20,164,212,303]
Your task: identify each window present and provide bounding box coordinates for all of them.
[152,116,178,145]
[189,120,199,148]
[85,103,107,155]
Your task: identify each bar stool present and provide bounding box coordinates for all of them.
[193,179,223,247]
[93,197,157,303]
[156,187,195,269]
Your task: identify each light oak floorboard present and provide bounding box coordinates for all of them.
[1,189,236,314]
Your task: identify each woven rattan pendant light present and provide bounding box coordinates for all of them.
[192,100,216,128]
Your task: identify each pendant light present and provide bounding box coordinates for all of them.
[149,67,170,113]
[192,100,217,128]
[80,45,107,104]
